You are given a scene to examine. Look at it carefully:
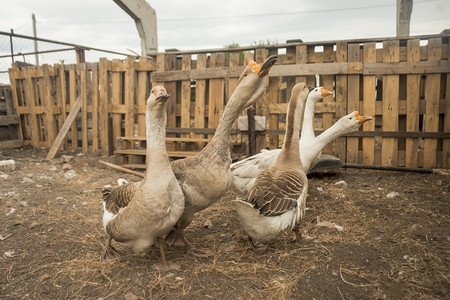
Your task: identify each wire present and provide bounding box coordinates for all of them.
[34,0,438,24]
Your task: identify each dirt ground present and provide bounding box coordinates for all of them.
[0,147,449,299]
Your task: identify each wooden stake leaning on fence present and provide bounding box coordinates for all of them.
[98,160,145,178]
[46,97,81,159]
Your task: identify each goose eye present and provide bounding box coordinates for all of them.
[243,73,248,77]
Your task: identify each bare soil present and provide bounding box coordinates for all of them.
[1,147,449,299]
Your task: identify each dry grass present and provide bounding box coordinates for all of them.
[0,148,449,299]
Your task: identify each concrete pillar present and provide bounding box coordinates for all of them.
[397,0,413,37]
[113,0,158,55]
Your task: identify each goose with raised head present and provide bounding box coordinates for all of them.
[230,87,372,195]
[101,86,184,271]
[232,83,310,251]
[165,55,278,257]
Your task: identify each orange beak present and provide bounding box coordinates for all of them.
[354,111,373,124]
[320,87,333,97]
[249,55,277,77]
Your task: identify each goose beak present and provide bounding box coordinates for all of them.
[355,111,373,124]
[320,87,333,97]
[156,93,170,103]
[249,55,277,77]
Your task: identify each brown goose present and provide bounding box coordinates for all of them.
[102,86,184,271]
[166,55,278,257]
[232,83,310,251]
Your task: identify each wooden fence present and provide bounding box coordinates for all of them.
[8,32,450,169]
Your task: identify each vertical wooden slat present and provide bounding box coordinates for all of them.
[124,56,136,137]
[111,59,122,148]
[255,48,267,152]
[381,40,400,166]
[42,64,58,146]
[68,67,78,150]
[335,41,348,161]
[229,52,240,144]
[347,43,361,163]
[208,52,225,138]
[194,53,207,140]
[58,64,68,150]
[137,57,148,137]
[269,48,281,149]
[443,66,450,169]
[24,68,40,147]
[181,54,192,139]
[8,66,24,141]
[99,58,110,156]
[322,44,335,154]
[405,39,421,167]
[362,42,376,165]
[423,38,442,168]
[91,63,99,152]
[80,63,88,152]
[164,54,177,132]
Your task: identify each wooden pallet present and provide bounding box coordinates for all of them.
[113,136,211,169]
[0,85,22,149]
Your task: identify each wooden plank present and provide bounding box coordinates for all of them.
[111,59,122,150]
[99,160,145,178]
[68,67,78,150]
[42,65,58,146]
[99,58,110,156]
[54,64,67,150]
[8,66,23,141]
[443,71,450,169]
[194,54,207,141]
[347,43,361,163]
[335,41,348,161]
[381,40,400,166]
[80,63,88,152]
[423,38,442,168]
[405,39,421,167]
[362,42,376,165]
[255,48,267,152]
[137,57,148,137]
[124,56,136,137]
[0,115,18,126]
[321,44,335,154]
[91,64,99,152]
[24,68,40,147]
[46,97,81,159]
[208,53,225,138]
[181,54,192,140]
[268,48,282,149]
[229,52,241,144]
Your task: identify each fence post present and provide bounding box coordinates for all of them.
[99,58,110,156]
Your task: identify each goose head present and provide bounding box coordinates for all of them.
[307,86,333,103]
[336,111,373,133]
[232,55,277,109]
[147,86,170,115]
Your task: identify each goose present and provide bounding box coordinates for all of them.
[231,83,310,250]
[101,86,184,271]
[231,87,372,195]
[165,55,278,257]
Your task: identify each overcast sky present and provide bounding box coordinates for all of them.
[1,0,449,56]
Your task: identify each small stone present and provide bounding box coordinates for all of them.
[203,219,213,229]
[6,208,16,216]
[36,184,43,188]
[0,159,15,171]
[317,186,323,191]
[48,166,57,172]
[62,163,73,171]
[61,155,74,163]
[3,251,14,258]
[312,221,337,234]
[386,191,400,199]
[64,170,77,179]
[0,171,8,179]
[334,180,348,188]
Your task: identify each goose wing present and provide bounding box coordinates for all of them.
[102,182,139,214]
[247,168,305,217]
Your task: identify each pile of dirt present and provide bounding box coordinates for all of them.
[0,147,449,299]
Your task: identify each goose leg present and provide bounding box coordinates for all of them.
[248,236,267,253]
[101,235,120,260]
[177,231,214,258]
[154,237,180,271]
